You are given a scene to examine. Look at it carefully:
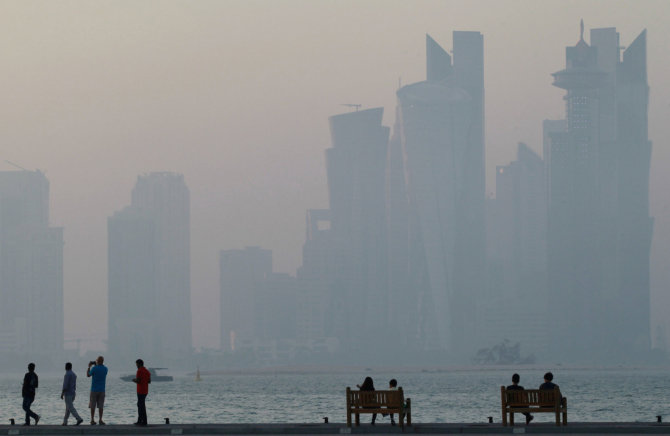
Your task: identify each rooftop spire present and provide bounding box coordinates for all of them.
[426,34,452,81]
[574,19,589,49]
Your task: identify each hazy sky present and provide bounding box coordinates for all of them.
[1,0,668,351]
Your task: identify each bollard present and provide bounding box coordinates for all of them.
[488,417,493,424]
[657,416,662,423]
[165,418,170,424]
[10,419,15,426]
[323,417,329,424]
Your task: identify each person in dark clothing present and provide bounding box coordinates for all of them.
[22,363,40,426]
[387,379,398,426]
[539,372,558,390]
[507,373,533,424]
[539,371,565,408]
[356,377,377,425]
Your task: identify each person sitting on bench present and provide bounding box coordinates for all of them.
[356,377,376,425]
[507,373,533,424]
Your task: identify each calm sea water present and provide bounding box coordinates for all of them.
[1,368,668,425]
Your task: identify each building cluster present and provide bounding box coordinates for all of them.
[0,24,653,365]
[220,25,652,364]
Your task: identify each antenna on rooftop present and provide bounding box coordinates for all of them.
[341,104,362,112]
[5,160,29,171]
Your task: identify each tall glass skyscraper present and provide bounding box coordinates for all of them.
[546,24,652,360]
[0,170,63,355]
[325,107,390,353]
[108,172,191,361]
[392,32,486,356]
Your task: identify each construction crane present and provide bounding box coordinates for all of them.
[5,160,28,171]
[341,103,362,112]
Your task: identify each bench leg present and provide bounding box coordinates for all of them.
[406,399,412,426]
[502,409,507,427]
[555,411,560,426]
[510,412,514,426]
[563,410,567,426]
[347,411,351,428]
[355,413,360,426]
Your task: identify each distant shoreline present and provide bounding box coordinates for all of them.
[186,364,670,376]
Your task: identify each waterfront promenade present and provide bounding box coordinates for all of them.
[2,422,670,435]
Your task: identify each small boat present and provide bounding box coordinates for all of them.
[120,367,174,382]
[195,367,201,382]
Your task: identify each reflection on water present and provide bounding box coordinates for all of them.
[0,368,668,425]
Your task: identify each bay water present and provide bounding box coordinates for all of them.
[1,368,668,425]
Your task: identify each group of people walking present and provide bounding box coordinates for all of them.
[21,356,151,426]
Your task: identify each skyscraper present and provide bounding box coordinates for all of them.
[219,246,272,352]
[108,172,191,361]
[484,143,548,358]
[0,170,63,355]
[325,107,390,352]
[392,32,486,356]
[108,207,158,359]
[546,24,652,360]
[385,103,417,351]
[296,209,343,344]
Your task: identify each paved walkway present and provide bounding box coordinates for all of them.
[2,423,670,435]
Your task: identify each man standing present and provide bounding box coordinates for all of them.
[61,362,83,425]
[87,356,108,425]
[21,363,39,426]
[132,359,151,426]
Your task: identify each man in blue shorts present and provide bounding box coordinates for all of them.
[87,356,108,425]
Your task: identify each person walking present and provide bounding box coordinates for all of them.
[87,356,108,425]
[61,362,84,425]
[21,363,39,426]
[132,359,151,426]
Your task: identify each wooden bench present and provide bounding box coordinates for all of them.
[500,386,567,426]
[346,387,411,429]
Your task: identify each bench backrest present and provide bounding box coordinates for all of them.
[346,387,405,408]
[502,386,562,407]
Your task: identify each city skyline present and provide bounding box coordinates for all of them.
[0,1,667,352]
